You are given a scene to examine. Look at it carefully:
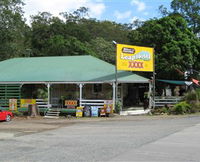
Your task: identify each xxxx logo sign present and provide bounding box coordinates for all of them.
[117,44,154,72]
[128,61,144,69]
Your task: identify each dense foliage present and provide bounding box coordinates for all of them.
[0,0,30,60]
[29,8,129,63]
[0,0,200,81]
[128,15,200,79]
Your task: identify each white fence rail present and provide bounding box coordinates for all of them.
[36,99,50,109]
[153,96,183,107]
[80,99,110,107]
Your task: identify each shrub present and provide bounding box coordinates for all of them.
[184,90,200,113]
[12,111,24,116]
[170,101,191,115]
[151,107,169,115]
[184,91,199,103]
[189,102,200,113]
[36,88,48,100]
[115,101,122,113]
[161,107,169,114]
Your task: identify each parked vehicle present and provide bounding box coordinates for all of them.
[0,110,13,122]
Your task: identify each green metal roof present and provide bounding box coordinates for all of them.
[0,56,149,83]
[158,79,189,85]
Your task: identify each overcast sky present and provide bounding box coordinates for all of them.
[23,0,172,24]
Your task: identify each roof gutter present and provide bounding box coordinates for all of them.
[0,80,150,84]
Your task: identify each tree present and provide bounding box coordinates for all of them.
[80,19,130,44]
[29,8,131,59]
[30,11,93,56]
[46,35,93,56]
[88,37,115,64]
[160,0,200,34]
[128,15,200,80]
[60,7,89,23]
[30,12,55,56]
[0,0,29,60]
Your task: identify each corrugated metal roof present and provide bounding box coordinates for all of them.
[0,56,149,83]
[158,79,192,85]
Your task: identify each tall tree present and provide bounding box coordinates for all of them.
[88,37,115,64]
[30,12,94,56]
[160,0,200,34]
[30,8,131,58]
[0,0,28,60]
[31,12,54,56]
[128,15,200,79]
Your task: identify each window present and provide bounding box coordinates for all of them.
[93,84,102,93]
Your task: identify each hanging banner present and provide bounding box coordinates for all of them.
[117,44,154,72]
[9,99,18,111]
[104,100,113,114]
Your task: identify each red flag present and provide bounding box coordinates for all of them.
[192,78,200,86]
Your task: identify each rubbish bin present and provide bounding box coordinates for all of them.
[83,105,91,117]
[91,106,98,117]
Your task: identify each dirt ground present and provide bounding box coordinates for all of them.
[0,114,199,139]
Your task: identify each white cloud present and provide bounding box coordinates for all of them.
[129,16,145,29]
[129,16,145,23]
[114,10,132,20]
[131,0,146,12]
[89,3,105,17]
[23,0,106,24]
[95,0,103,2]
[130,16,139,23]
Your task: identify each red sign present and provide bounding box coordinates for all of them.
[128,61,144,69]
[65,100,77,106]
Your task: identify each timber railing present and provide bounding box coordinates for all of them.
[153,96,183,107]
[80,99,108,107]
[36,99,50,109]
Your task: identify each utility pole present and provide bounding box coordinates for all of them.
[112,41,119,112]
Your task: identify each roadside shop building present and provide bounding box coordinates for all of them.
[0,56,151,112]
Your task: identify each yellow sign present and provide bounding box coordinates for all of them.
[117,44,154,72]
[104,100,113,114]
[76,107,84,117]
[9,99,18,111]
[20,99,36,108]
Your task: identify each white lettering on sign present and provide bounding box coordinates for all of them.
[121,51,151,61]
[122,47,135,54]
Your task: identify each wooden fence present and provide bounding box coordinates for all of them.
[153,96,183,107]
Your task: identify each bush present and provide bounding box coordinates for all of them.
[189,102,200,113]
[170,101,191,115]
[115,101,122,113]
[184,90,200,113]
[12,111,24,116]
[36,88,48,100]
[161,107,169,114]
[151,107,169,115]
[184,91,199,103]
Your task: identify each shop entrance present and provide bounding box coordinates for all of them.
[123,83,148,110]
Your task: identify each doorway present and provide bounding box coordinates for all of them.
[123,83,148,110]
